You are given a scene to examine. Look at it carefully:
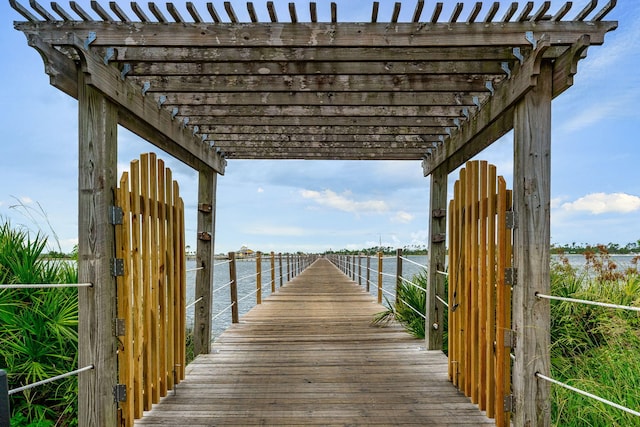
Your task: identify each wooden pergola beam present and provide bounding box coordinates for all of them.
[24,33,226,174]
[22,21,615,47]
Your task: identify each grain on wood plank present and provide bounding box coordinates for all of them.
[136,259,493,426]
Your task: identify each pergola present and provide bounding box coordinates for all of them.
[10,1,616,426]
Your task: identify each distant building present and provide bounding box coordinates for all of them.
[236,246,255,258]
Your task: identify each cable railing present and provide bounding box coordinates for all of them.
[530,290,640,420]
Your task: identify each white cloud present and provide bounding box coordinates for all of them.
[300,189,388,214]
[559,192,640,214]
[257,187,264,193]
[391,211,414,224]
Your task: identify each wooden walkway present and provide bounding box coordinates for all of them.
[136,258,494,426]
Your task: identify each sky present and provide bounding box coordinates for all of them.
[0,0,639,255]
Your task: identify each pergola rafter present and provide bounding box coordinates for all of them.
[12,0,616,163]
[9,1,618,426]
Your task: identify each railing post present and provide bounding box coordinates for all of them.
[396,248,403,305]
[0,369,9,427]
[279,253,283,287]
[287,254,291,281]
[256,252,262,304]
[377,251,383,304]
[77,71,118,427]
[194,169,217,356]
[512,61,552,427]
[228,252,239,323]
[366,255,371,292]
[427,165,448,351]
[358,254,362,286]
[270,251,276,292]
[352,255,356,281]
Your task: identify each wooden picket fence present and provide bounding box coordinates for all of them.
[114,153,187,426]
[447,160,513,427]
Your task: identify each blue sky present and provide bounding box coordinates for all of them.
[1,0,639,255]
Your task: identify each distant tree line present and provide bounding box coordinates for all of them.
[551,240,640,255]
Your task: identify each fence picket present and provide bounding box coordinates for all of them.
[448,160,513,427]
[116,153,186,426]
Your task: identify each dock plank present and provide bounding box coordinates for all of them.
[136,259,493,426]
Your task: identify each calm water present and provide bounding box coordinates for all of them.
[185,255,429,341]
[186,253,638,341]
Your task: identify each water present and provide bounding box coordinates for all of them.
[187,253,638,341]
[185,255,430,341]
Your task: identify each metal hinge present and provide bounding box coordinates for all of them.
[113,384,127,403]
[198,203,213,213]
[432,233,446,243]
[504,329,517,349]
[505,267,517,286]
[506,210,518,229]
[115,318,125,337]
[112,259,125,277]
[432,208,447,218]
[504,394,515,413]
[110,206,123,225]
[198,231,212,241]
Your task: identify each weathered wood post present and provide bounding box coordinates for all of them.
[194,169,217,356]
[0,370,9,426]
[512,62,552,426]
[77,71,119,427]
[377,252,383,304]
[270,251,276,292]
[256,252,263,304]
[395,248,403,305]
[287,254,291,281]
[366,255,371,292]
[278,253,283,287]
[427,166,448,350]
[358,254,362,286]
[228,252,239,323]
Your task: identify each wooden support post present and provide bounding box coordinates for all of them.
[194,169,217,356]
[512,61,552,427]
[358,254,362,286]
[366,255,371,292]
[279,253,283,287]
[228,252,239,323]
[395,248,403,305]
[377,252,383,304]
[427,165,448,350]
[77,71,118,427]
[287,254,291,281]
[0,370,9,427]
[256,252,263,304]
[270,251,276,292]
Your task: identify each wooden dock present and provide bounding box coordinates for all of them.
[136,258,494,426]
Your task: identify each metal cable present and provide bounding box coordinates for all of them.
[185,267,204,272]
[399,275,427,293]
[435,295,449,308]
[536,293,640,312]
[1,283,92,289]
[214,259,232,267]
[9,365,94,395]
[185,296,203,310]
[399,256,427,269]
[436,270,449,276]
[237,288,259,303]
[536,372,640,418]
[399,298,427,320]
[236,272,259,282]
[212,280,233,294]
[212,302,236,321]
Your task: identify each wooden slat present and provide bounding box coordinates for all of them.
[130,159,144,419]
[412,0,424,22]
[157,159,168,397]
[186,2,203,23]
[90,0,113,21]
[50,2,72,20]
[165,166,175,390]
[109,1,131,22]
[137,260,494,426]
[478,160,488,411]
[485,164,497,419]
[140,153,153,411]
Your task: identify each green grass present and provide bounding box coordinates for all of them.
[0,220,79,427]
[550,250,640,426]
